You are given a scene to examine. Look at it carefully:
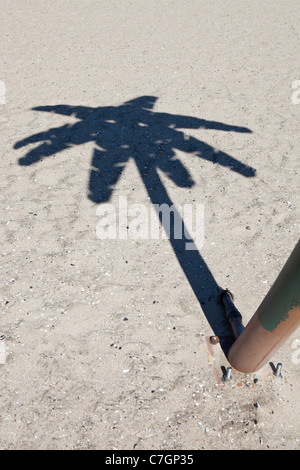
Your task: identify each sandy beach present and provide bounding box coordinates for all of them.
[0,0,299,450]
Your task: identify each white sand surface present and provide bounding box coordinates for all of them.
[0,0,299,449]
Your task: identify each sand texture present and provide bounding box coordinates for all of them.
[0,0,299,450]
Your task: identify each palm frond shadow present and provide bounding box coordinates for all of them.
[15,96,256,354]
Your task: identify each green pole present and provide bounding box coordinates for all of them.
[227,239,300,373]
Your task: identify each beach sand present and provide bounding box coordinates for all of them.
[0,0,299,449]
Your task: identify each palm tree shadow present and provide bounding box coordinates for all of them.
[15,95,256,354]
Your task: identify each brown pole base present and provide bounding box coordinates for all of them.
[227,306,300,373]
[227,239,300,373]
